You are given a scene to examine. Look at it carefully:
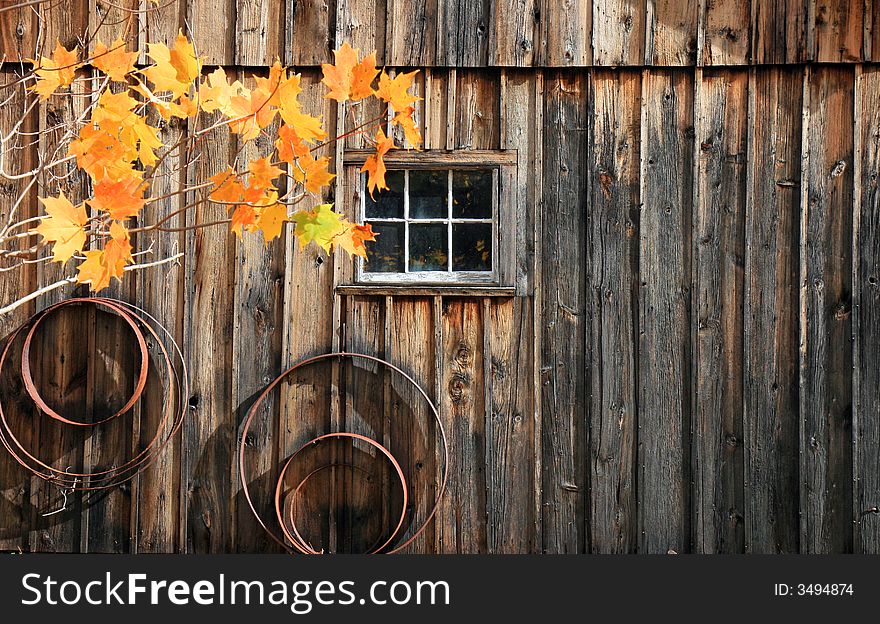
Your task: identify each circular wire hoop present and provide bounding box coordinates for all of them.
[0,297,188,492]
[239,352,449,555]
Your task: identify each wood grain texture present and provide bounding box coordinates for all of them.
[436,299,487,553]
[693,68,746,554]
[592,0,644,66]
[338,0,385,65]
[854,66,880,552]
[386,0,438,66]
[186,0,235,65]
[490,0,536,66]
[743,66,802,554]
[235,0,285,65]
[800,65,854,554]
[813,0,863,62]
[540,71,587,554]
[286,0,335,65]
[589,68,639,553]
[454,70,500,150]
[437,0,491,66]
[638,68,693,554]
[538,0,591,66]
[751,0,808,63]
[647,0,698,65]
[699,0,750,65]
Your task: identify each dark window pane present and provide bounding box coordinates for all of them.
[452,223,492,271]
[409,223,448,272]
[452,170,493,219]
[409,170,447,218]
[364,222,404,272]
[364,170,404,218]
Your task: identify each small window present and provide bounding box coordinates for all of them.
[359,168,498,284]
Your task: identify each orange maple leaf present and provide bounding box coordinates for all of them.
[209,168,244,204]
[76,221,133,291]
[248,157,284,191]
[361,128,396,196]
[29,40,78,100]
[275,124,311,163]
[89,176,145,220]
[391,106,422,148]
[143,30,202,99]
[375,70,420,113]
[335,222,377,258]
[35,192,89,263]
[293,153,335,194]
[92,37,137,82]
[321,43,378,102]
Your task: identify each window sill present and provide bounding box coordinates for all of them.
[336,285,516,297]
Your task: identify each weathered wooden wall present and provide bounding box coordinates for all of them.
[0,2,879,554]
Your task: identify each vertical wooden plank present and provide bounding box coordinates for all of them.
[285,0,335,65]
[540,71,587,554]
[134,114,185,554]
[693,68,747,554]
[485,298,535,552]
[699,0,750,65]
[0,1,36,61]
[638,68,693,554]
[592,0,645,66]
[424,69,449,150]
[490,0,536,66]
[854,66,880,553]
[589,68,640,554]
[646,0,699,65]
[0,67,37,552]
[386,0,438,66]
[800,65,854,554]
[338,0,386,65]
[186,0,235,65]
[814,0,863,62]
[231,73,284,554]
[537,0,592,66]
[387,298,436,553]
[454,70,500,150]
[341,296,387,553]
[744,66,802,554]
[867,0,880,61]
[235,0,284,65]
[140,0,184,52]
[437,0,491,66]
[181,76,237,554]
[751,0,808,64]
[90,0,139,53]
[436,299,487,553]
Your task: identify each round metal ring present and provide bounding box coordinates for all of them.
[20,298,149,427]
[239,352,448,555]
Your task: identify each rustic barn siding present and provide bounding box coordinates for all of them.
[1,2,879,554]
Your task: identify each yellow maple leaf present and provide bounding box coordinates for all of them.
[143,30,202,99]
[361,128,396,196]
[255,199,288,242]
[321,43,359,102]
[29,40,78,100]
[227,85,276,142]
[198,67,243,115]
[35,192,88,263]
[375,70,420,113]
[275,123,310,164]
[92,37,137,82]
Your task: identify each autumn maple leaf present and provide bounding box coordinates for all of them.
[361,128,396,196]
[29,40,78,100]
[248,157,284,191]
[255,200,288,242]
[143,30,202,99]
[76,221,133,292]
[209,168,244,204]
[275,124,311,163]
[89,176,145,220]
[93,37,138,82]
[292,203,345,251]
[335,222,377,258]
[392,106,422,148]
[198,67,244,115]
[321,43,378,102]
[293,153,335,194]
[375,70,420,113]
[35,192,89,263]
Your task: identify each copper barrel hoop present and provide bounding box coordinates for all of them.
[0,297,188,492]
[239,352,449,555]
[20,298,149,427]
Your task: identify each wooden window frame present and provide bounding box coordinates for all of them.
[340,150,517,291]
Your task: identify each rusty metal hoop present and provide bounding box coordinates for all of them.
[239,352,449,555]
[0,297,188,492]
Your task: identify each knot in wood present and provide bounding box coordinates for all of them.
[448,372,469,403]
